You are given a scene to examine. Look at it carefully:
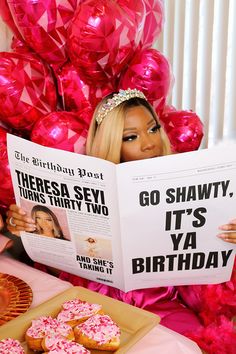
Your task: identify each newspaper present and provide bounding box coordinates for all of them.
[7,134,236,292]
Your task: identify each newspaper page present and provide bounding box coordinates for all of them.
[117,144,236,291]
[7,134,236,291]
[7,134,125,291]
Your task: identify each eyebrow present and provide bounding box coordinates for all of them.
[123,118,156,132]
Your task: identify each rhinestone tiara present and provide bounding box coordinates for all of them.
[96,88,147,125]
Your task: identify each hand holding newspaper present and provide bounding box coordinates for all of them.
[7,134,236,292]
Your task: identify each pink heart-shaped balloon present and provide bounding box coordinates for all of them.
[0,52,57,131]
[119,48,171,112]
[56,61,115,127]
[67,0,142,84]
[0,0,23,39]
[0,127,15,208]
[160,110,204,152]
[31,111,88,154]
[8,0,78,66]
[140,0,164,49]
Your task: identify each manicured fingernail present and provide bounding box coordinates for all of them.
[218,225,228,230]
[25,218,35,223]
[26,226,36,231]
[229,219,236,224]
[217,234,226,239]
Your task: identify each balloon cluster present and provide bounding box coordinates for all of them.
[0,0,203,211]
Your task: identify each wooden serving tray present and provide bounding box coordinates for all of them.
[0,286,160,353]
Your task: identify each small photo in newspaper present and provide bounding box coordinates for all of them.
[20,199,71,241]
[76,235,113,260]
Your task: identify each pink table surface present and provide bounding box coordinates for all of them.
[0,254,72,308]
[0,249,202,353]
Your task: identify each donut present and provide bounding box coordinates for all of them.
[74,314,120,351]
[0,338,25,353]
[57,299,103,327]
[42,335,90,353]
[25,316,74,351]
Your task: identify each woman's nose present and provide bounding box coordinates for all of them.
[141,135,155,151]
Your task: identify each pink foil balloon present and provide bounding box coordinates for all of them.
[117,0,146,45]
[0,0,23,39]
[160,110,204,153]
[56,62,115,127]
[119,48,171,111]
[161,104,177,115]
[0,120,9,130]
[67,0,142,84]
[140,0,164,48]
[11,36,32,54]
[7,0,78,67]
[31,111,88,154]
[0,127,15,208]
[0,202,10,216]
[0,52,57,131]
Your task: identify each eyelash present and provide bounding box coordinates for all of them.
[36,217,52,221]
[122,124,161,142]
[123,135,137,142]
[149,124,161,133]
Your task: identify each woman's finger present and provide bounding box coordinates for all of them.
[6,213,36,232]
[8,204,26,214]
[217,232,236,244]
[9,212,35,224]
[218,219,236,232]
[6,225,21,236]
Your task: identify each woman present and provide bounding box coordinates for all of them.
[84,237,100,258]
[0,213,14,253]
[6,89,236,352]
[0,214,3,231]
[30,205,65,239]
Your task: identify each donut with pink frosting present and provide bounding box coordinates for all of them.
[25,316,74,351]
[42,335,90,353]
[0,338,25,353]
[74,314,120,351]
[57,299,103,327]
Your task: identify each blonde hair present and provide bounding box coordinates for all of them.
[31,205,65,239]
[86,95,172,164]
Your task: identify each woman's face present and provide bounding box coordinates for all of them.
[35,211,54,237]
[121,106,164,162]
[87,238,96,243]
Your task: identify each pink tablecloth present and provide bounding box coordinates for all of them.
[0,251,202,353]
[0,254,72,308]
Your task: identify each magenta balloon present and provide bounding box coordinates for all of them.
[56,62,115,127]
[0,52,57,131]
[31,111,88,154]
[0,127,15,207]
[140,0,164,48]
[0,120,10,130]
[161,104,177,114]
[160,110,204,153]
[0,202,10,216]
[11,37,32,54]
[116,0,146,45]
[67,0,142,84]
[119,48,171,111]
[0,0,23,39]
[7,0,78,66]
